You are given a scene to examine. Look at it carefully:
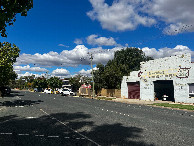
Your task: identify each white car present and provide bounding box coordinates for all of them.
[57,88,63,94]
[44,88,53,94]
[61,88,70,96]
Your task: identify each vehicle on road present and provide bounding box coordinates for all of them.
[44,88,53,94]
[61,88,70,96]
[69,89,76,96]
[34,88,43,92]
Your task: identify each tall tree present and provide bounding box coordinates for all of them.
[69,74,82,92]
[0,0,33,37]
[0,42,20,87]
[0,42,20,96]
[94,47,153,89]
[47,77,62,90]
[32,77,48,89]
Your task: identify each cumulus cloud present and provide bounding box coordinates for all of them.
[58,44,69,47]
[14,65,48,72]
[144,0,194,35]
[87,0,156,32]
[51,68,70,76]
[74,39,83,45]
[78,67,98,76]
[142,45,194,59]
[17,72,44,79]
[87,0,194,34]
[15,45,123,67]
[87,34,118,46]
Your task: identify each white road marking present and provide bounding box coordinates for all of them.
[40,109,100,146]
[0,133,12,135]
[48,135,59,138]
[65,137,70,139]
[18,134,29,136]
[26,117,36,119]
[35,135,44,137]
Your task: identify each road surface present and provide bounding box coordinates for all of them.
[0,90,193,146]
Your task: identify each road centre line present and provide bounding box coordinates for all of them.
[40,109,100,146]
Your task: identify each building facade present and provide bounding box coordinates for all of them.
[121,53,194,103]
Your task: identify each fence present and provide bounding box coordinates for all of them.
[98,88,121,98]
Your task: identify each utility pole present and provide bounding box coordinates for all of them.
[90,54,95,98]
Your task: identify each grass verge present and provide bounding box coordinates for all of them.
[152,103,194,111]
[96,97,116,100]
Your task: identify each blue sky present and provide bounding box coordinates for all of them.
[1,0,194,78]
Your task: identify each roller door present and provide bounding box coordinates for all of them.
[128,82,140,99]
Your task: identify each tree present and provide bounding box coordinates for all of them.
[93,63,105,93]
[94,47,153,89]
[0,42,20,86]
[47,77,62,90]
[0,42,20,96]
[32,77,48,89]
[69,74,82,92]
[0,0,33,37]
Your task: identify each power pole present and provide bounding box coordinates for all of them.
[90,54,95,98]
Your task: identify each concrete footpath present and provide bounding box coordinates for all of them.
[112,98,174,105]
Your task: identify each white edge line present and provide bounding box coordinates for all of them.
[40,109,100,146]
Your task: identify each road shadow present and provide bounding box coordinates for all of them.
[0,100,43,107]
[1,90,25,98]
[0,112,154,146]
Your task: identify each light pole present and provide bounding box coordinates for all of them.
[90,54,95,98]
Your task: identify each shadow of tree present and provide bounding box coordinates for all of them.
[1,90,25,98]
[0,100,43,107]
[0,112,154,146]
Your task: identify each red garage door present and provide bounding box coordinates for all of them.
[128,82,140,99]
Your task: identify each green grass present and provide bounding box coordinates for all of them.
[152,103,194,111]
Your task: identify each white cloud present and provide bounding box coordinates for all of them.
[87,34,118,46]
[51,68,70,76]
[58,44,69,47]
[87,0,156,32]
[15,45,123,67]
[14,65,48,72]
[78,67,98,76]
[17,72,44,79]
[74,39,83,45]
[142,45,194,59]
[144,0,194,35]
[87,0,194,34]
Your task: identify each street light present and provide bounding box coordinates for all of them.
[90,54,95,98]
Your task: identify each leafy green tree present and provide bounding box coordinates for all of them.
[93,63,105,93]
[94,47,153,89]
[32,77,47,89]
[47,77,62,90]
[114,47,152,75]
[0,0,33,37]
[0,42,20,88]
[69,74,82,92]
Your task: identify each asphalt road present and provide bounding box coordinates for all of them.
[0,90,193,146]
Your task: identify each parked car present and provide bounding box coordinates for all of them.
[44,88,53,94]
[57,88,63,94]
[0,87,11,96]
[34,88,43,92]
[69,89,75,96]
[61,88,70,96]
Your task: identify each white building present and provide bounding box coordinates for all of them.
[121,53,194,103]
